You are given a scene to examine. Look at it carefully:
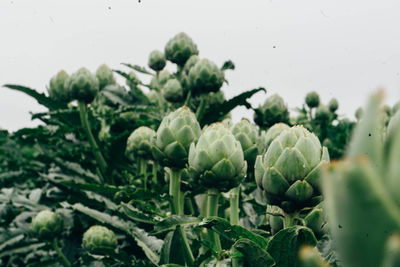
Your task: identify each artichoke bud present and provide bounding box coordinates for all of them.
[126,126,156,160]
[188,123,247,192]
[355,107,363,120]
[31,210,63,240]
[147,90,163,105]
[164,32,199,66]
[162,78,184,102]
[152,106,201,168]
[254,93,290,128]
[183,55,200,74]
[255,125,329,213]
[188,58,225,95]
[82,225,117,255]
[95,64,116,90]
[258,123,290,154]
[148,50,166,71]
[315,105,331,123]
[328,98,339,112]
[48,70,71,103]
[65,67,99,103]
[126,71,141,90]
[231,119,259,167]
[305,91,320,108]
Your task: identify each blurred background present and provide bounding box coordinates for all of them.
[1,0,400,131]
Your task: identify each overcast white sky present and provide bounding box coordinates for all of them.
[1,0,400,131]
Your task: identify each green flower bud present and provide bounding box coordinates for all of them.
[255,125,329,213]
[305,91,320,108]
[65,67,99,103]
[95,64,116,90]
[315,105,331,123]
[158,70,172,87]
[188,58,225,94]
[254,94,290,128]
[231,119,259,166]
[188,123,247,192]
[48,70,71,102]
[126,126,156,160]
[31,210,63,240]
[126,71,141,91]
[162,78,184,102]
[328,98,339,112]
[82,225,117,255]
[355,107,363,120]
[147,90,163,105]
[148,50,166,71]
[164,32,199,66]
[258,123,290,154]
[182,55,200,74]
[152,106,201,168]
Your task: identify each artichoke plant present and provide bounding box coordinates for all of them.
[258,123,290,154]
[188,58,225,95]
[64,67,99,103]
[152,106,201,168]
[48,70,70,103]
[148,50,166,71]
[82,225,118,255]
[162,78,184,102]
[254,93,290,128]
[255,125,329,216]
[305,91,320,109]
[164,32,199,66]
[95,64,116,90]
[231,119,259,167]
[322,92,400,267]
[188,123,247,192]
[31,210,63,240]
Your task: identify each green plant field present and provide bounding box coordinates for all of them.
[1,32,399,267]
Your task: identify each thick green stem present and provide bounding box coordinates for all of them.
[168,169,195,266]
[52,239,71,267]
[152,161,158,184]
[283,212,298,228]
[184,90,192,106]
[78,101,108,183]
[207,188,222,252]
[230,187,240,225]
[185,196,195,215]
[196,96,207,121]
[140,159,147,191]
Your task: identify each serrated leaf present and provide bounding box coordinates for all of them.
[159,229,186,266]
[267,226,317,267]
[120,203,160,225]
[3,84,67,110]
[152,215,202,235]
[233,238,275,267]
[0,242,46,258]
[121,63,154,75]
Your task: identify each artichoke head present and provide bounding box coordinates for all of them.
[95,64,116,90]
[315,105,331,123]
[152,106,201,168]
[31,210,63,240]
[148,50,166,71]
[231,119,259,166]
[258,123,290,154]
[305,91,320,108]
[254,93,290,128]
[328,98,339,112]
[82,225,117,255]
[65,67,99,103]
[188,123,247,192]
[255,125,329,213]
[188,59,225,95]
[126,126,156,160]
[164,32,199,66]
[48,70,71,103]
[162,78,184,102]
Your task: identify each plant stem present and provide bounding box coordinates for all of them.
[169,169,195,266]
[283,212,298,228]
[78,101,108,183]
[207,188,222,252]
[230,187,240,225]
[185,196,195,215]
[140,158,147,191]
[52,239,71,267]
[230,187,241,267]
[184,90,192,106]
[196,95,207,121]
[152,161,158,184]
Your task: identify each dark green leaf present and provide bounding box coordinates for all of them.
[120,203,160,225]
[221,60,235,71]
[152,215,202,235]
[159,229,186,265]
[233,238,275,267]
[121,63,154,75]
